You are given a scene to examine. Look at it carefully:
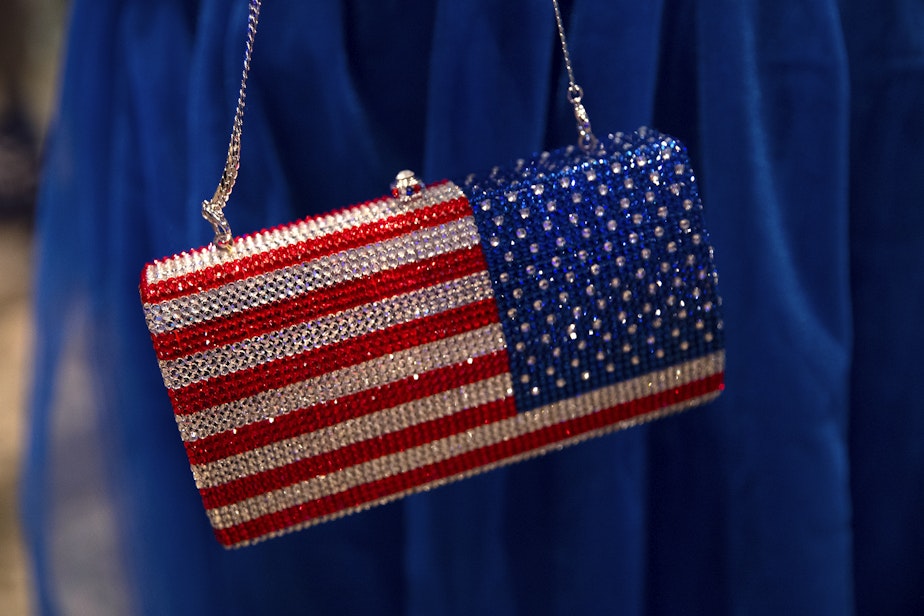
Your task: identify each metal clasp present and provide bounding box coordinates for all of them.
[567,84,598,153]
[202,197,233,250]
[391,170,425,202]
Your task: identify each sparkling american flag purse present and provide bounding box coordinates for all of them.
[140,0,725,547]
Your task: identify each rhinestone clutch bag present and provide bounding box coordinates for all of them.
[139,1,724,547]
[140,128,724,547]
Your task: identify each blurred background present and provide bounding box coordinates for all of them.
[7,2,924,615]
[0,1,68,614]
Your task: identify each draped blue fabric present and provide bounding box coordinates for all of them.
[23,0,923,614]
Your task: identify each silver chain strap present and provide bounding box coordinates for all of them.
[202,0,261,249]
[202,0,596,248]
[551,0,598,153]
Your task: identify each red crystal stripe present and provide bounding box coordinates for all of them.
[168,298,501,415]
[141,195,471,303]
[213,372,724,547]
[184,350,510,465]
[152,245,489,361]
[199,395,518,510]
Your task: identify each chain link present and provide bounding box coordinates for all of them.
[551,0,597,153]
[202,0,261,249]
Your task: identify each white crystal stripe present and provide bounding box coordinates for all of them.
[160,271,495,389]
[206,351,724,529]
[176,323,507,441]
[144,215,482,335]
[191,374,514,489]
[230,390,722,546]
[144,182,465,284]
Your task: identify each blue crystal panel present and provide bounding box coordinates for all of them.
[463,128,724,412]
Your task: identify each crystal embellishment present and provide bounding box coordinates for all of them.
[140,128,725,548]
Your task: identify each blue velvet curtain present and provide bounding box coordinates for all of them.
[23,1,923,614]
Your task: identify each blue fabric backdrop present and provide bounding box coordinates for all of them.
[22,0,923,614]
